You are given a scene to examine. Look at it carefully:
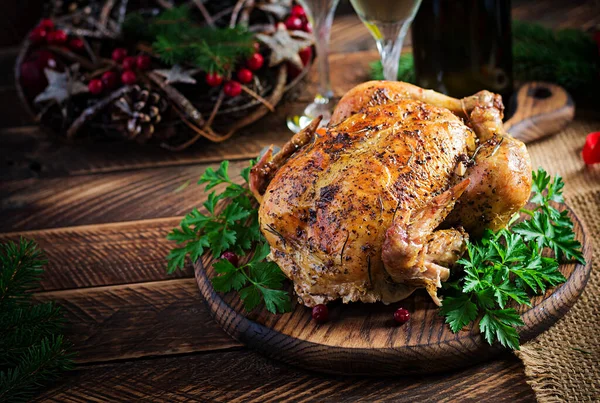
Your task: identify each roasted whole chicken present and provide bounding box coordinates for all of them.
[250,81,532,307]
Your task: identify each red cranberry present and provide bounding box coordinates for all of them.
[101,71,118,89]
[69,38,85,52]
[88,79,104,95]
[312,304,329,323]
[29,27,48,45]
[220,251,239,267]
[236,68,253,84]
[223,80,242,97]
[121,70,137,85]
[394,307,410,324]
[38,18,55,31]
[284,16,304,31]
[290,5,306,20]
[246,53,264,71]
[47,30,67,46]
[111,48,128,63]
[136,55,151,70]
[205,72,223,87]
[302,21,312,33]
[122,56,137,70]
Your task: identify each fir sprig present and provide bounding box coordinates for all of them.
[167,161,292,314]
[0,239,74,403]
[125,5,255,73]
[440,169,584,350]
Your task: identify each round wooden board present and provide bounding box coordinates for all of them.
[195,205,592,376]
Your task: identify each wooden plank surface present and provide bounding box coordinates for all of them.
[33,279,242,364]
[0,160,247,232]
[0,218,187,290]
[35,351,534,402]
[2,1,598,401]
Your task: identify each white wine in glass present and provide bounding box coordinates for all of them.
[350,0,422,81]
[286,0,340,133]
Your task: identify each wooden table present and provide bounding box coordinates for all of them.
[1,1,598,401]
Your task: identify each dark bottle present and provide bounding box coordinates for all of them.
[411,0,513,100]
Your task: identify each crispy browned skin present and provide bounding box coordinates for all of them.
[252,81,532,307]
[332,81,532,235]
[258,99,476,306]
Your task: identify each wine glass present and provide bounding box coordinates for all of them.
[286,0,340,133]
[350,0,422,81]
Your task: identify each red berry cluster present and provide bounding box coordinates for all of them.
[29,18,85,52]
[284,5,313,79]
[87,49,152,96]
[204,50,265,98]
[285,5,311,33]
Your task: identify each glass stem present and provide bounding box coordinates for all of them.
[376,21,412,81]
[311,1,338,102]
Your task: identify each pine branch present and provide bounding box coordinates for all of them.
[0,238,47,307]
[125,5,255,73]
[0,336,75,403]
[0,239,74,402]
[0,303,65,367]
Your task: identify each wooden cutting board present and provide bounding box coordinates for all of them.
[194,81,588,376]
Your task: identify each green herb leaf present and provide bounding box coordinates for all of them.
[479,309,524,350]
[166,160,291,314]
[439,295,478,333]
[442,169,584,350]
[212,259,247,292]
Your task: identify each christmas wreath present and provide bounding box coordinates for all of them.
[16,0,314,150]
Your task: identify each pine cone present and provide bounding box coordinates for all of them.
[111,85,168,143]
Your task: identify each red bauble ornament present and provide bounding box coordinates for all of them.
[290,5,306,20]
[223,80,242,97]
[29,27,47,45]
[38,18,55,31]
[311,304,329,323]
[205,72,223,87]
[101,71,118,89]
[236,68,253,84]
[69,38,85,52]
[88,79,104,95]
[582,131,600,165]
[121,70,137,85]
[302,21,312,33]
[122,56,137,70]
[136,55,151,70]
[111,48,128,63]
[246,53,264,71]
[19,50,58,97]
[299,46,312,66]
[285,16,304,31]
[287,46,312,79]
[47,30,68,46]
[32,50,58,70]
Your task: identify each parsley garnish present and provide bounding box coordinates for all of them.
[166,160,292,314]
[441,168,585,350]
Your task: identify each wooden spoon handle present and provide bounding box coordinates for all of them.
[504,82,575,143]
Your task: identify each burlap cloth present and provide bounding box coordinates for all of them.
[514,118,600,402]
